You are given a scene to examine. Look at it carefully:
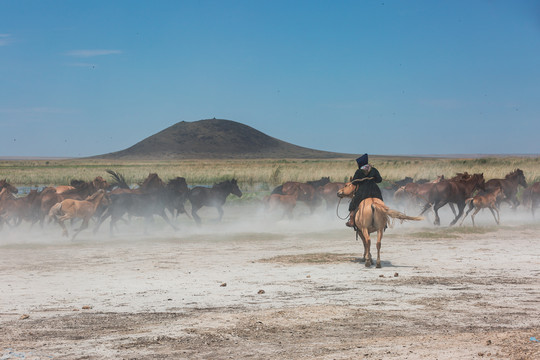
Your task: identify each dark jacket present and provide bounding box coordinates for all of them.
[349,167,383,211]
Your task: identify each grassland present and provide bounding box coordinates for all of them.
[1,156,539,191]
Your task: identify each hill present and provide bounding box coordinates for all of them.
[93,119,355,159]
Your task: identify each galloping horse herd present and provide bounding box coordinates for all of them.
[0,168,539,246]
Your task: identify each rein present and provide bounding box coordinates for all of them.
[335,183,358,220]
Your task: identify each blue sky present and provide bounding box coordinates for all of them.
[1,0,539,157]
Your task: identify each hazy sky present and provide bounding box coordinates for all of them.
[1,1,539,157]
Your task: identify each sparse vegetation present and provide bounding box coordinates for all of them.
[0,156,539,190]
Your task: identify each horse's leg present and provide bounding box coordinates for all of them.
[361,228,372,267]
[432,201,445,226]
[470,207,481,227]
[448,203,457,217]
[72,218,89,241]
[449,202,465,226]
[216,206,224,221]
[460,202,475,226]
[158,210,178,231]
[57,218,69,237]
[375,229,383,268]
[191,206,202,225]
[356,230,367,263]
[489,206,500,225]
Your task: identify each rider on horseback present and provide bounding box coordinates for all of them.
[346,153,383,227]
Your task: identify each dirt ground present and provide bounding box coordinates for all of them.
[1,203,539,359]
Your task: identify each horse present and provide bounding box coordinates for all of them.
[484,169,528,209]
[164,177,191,219]
[271,177,329,213]
[263,185,307,219]
[419,173,485,226]
[263,194,298,219]
[0,188,40,227]
[337,181,423,268]
[188,179,242,225]
[48,189,109,240]
[460,187,503,226]
[393,175,445,209]
[0,179,18,195]
[95,174,183,235]
[36,178,109,227]
[317,182,346,210]
[522,182,540,217]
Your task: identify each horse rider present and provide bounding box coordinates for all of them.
[346,153,383,227]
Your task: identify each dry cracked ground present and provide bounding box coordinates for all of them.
[1,205,539,359]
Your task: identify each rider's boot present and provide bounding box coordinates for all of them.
[345,210,356,227]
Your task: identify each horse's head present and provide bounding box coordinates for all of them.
[93,176,109,190]
[229,179,243,198]
[0,179,18,194]
[472,173,486,192]
[512,169,528,188]
[337,182,357,198]
[167,177,189,194]
[141,173,165,191]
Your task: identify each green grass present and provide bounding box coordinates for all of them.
[1,156,539,190]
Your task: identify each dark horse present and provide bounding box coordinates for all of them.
[420,173,485,226]
[95,173,186,235]
[188,179,242,225]
[484,169,527,209]
[271,177,330,213]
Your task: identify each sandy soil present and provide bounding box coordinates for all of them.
[1,203,539,359]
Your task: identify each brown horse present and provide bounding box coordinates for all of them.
[0,188,40,227]
[272,177,329,213]
[338,181,423,268]
[522,182,540,217]
[49,189,109,240]
[393,175,445,211]
[484,169,527,209]
[460,187,503,226]
[0,179,18,195]
[420,173,485,226]
[317,182,345,210]
[37,177,109,227]
[263,193,298,219]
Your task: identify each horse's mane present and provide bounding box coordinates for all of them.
[140,173,164,189]
[506,169,523,179]
[306,177,330,188]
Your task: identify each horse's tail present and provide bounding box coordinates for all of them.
[271,185,284,195]
[47,202,63,223]
[106,169,130,189]
[384,205,424,223]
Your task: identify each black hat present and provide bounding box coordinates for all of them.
[356,154,368,168]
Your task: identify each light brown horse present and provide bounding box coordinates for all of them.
[338,181,423,268]
[460,187,503,226]
[49,189,109,240]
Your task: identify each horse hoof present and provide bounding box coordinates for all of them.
[365,261,372,267]
[376,263,381,268]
